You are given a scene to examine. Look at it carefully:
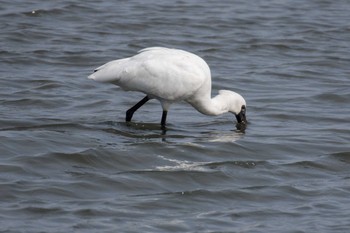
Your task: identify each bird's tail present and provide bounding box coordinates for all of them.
[88,58,129,83]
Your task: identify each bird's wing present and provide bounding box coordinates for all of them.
[119,50,210,101]
[88,48,211,101]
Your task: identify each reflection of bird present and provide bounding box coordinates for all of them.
[88,47,247,128]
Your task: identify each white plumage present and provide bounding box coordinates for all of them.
[88,47,247,128]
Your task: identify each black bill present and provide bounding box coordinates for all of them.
[235,105,247,124]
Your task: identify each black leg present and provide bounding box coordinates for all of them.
[125,96,150,122]
[161,110,168,128]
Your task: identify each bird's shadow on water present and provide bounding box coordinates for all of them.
[94,120,245,143]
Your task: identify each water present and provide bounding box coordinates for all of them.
[1,0,350,232]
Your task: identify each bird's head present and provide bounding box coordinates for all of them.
[219,90,247,128]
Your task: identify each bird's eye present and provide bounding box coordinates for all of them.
[241,105,246,113]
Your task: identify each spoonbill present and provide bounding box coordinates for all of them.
[88,47,247,129]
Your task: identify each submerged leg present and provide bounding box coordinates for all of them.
[125,95,150,122]
[161,110,168,128]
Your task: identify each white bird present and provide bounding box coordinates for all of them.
[88,47,247,129]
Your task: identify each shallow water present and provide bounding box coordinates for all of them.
[1,0,350,232]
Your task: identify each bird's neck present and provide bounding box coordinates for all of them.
[188,93,230,116]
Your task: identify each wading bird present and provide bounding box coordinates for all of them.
[88,47,247,129]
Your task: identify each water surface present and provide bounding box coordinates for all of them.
[1,1,350,232]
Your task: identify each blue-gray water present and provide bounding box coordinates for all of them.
[1,1,350,232]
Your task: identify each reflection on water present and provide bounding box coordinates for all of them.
[205,131,244,143]
[155,155,209,172]
[94,120,245,144]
